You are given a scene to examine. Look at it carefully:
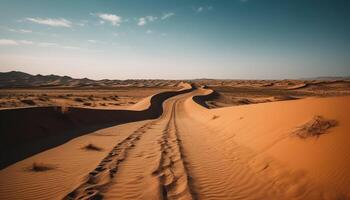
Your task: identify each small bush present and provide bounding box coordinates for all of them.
[83,143,103,151]
[30,162,55,172]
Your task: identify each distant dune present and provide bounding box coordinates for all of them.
[0,71,182,88]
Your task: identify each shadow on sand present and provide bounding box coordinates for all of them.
[0,85,194,169]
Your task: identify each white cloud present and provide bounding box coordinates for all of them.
[146,30,153,34]
[87,40,97,43]
[195,6,213,13]
[137,16,157,26]
[197,7,204,13]
[25,18,72,27]
[0,39,18,45]
[146,16,157,22]
[95,13,122,26]
[138,17,147,26]
[161,12,175,20]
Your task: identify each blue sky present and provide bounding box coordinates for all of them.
[0,0,349,79]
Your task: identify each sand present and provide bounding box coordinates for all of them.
[0,83,350,200]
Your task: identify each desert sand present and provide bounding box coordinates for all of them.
[0,76,350,200]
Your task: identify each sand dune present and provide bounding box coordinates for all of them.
[186,88,350,199]
[0,84,349,200]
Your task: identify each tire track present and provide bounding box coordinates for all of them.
[153,100,195,200]
[63,122,154,200]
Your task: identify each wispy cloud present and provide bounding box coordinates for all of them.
[37,42,58,47]
[18,40,34,45]
[0,39,36,45]
[94,13,122,26]
[0,38,86,51]
[9,28,32,33]
[195,6,213,13]
[146,29,153,34]
[161,12,175,20]
[0,39,19,45]
[137,16,157,26]
[25,18,72,27]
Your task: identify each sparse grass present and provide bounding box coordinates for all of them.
[293,115,337,139]
[82,143,103,151]
[30,162,55,172]
[212,115,220,120]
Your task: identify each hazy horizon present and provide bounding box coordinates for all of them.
[1,0,349,79]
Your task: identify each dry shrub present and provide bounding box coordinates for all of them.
[57,95,68,99]
[83,102,92,106]
[38,97,48,101]
[237,98,251,105]
[30,162,55,172]
[83,143,103,151]
[293,116,337,139]
[74,97,84,102]
[212,115,220,120]
[88,96,94,101]
[20,99,36,105]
